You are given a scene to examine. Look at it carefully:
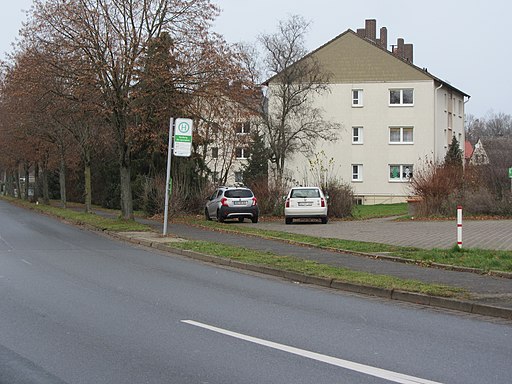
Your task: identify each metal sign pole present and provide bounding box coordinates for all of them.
[163,117,174,236]
[509,167,512,192]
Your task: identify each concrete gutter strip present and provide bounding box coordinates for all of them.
[112,233,512,321]
[330,281,393,299]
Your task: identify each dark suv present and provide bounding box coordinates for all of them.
[205,186,259,223]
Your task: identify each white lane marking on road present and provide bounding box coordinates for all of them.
[21,259,32,265]
[182,320,444,384]
[0,234,13,250]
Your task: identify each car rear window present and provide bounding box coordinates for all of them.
[290,189,321,198]
[224,189,253,198]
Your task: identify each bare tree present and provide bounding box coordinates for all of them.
[259,15,341,185]
[486,111,512,137]
[1,47,75,205]
[26,0,221,219]
[466,111,512,142]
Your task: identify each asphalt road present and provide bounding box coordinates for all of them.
[1,200,512,384]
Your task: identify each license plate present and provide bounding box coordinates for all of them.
[298,202,312,206]
[234,201,246,205]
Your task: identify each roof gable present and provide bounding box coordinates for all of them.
[464,140,474,159]
[311,30,431,83]
[265,29,469,97]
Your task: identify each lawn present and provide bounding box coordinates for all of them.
[351,203,408,219]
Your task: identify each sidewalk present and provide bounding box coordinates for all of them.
[109,215,512,320]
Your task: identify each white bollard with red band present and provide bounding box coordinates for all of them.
[457,205,463,249]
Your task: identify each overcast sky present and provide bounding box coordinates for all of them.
[2,0,510,118]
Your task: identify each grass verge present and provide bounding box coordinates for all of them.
[179,217,512,273]
[182,217,409,253]
[170,240,466,298]
[1,196,152,232]
[395,246,512,273]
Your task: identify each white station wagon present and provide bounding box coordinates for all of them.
[284,187,328,224]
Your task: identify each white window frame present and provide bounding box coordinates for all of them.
[352,126,364,144]
[352,89,363,107]
[235,121,251,135]
[352,164,363,182]
[389,126,414,144]
[389,88,414,106]
[235,147,250,159]
[389,164,413,182]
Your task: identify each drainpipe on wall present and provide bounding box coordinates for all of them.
[434,83,443,161]
[462,95,471,163]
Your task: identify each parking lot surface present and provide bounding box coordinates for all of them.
[255,216,512,250]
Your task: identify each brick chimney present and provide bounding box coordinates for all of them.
[365,19,377,42]
[397,38,405,58]
[392,38,414,63]
[379,26,387,49]
[355,19,414,63]
[404,43,414,62]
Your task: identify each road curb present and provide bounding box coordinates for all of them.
[112,232,512,321]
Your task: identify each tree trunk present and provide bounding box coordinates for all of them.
[34,163,40,203]
[15,168,22,200]
[41,164,50,205]
[119,147,133,220]
[24,165,30,201]
[59,148,67,209]
[84,154,92,214]
[6,171,14,197]
[0,170,4,196]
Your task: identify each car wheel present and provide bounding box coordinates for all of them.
[238,217,244,223]
[285,217,292,225]
[251,215,258,223]
[321,217,328,224]
[217,209,225,223]
[205,208,212,221]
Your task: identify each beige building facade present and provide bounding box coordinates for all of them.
[268,20,469,204]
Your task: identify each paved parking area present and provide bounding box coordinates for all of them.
[256,217,512,250]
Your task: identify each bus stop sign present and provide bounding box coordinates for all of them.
[173,118,193,157]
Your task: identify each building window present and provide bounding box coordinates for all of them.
[389,89,414,106]
[352,89,363,107]
[389,127,413,143]
[212,147,218,158]
[389,164,413,181]
[234,171,243,183]
[235,147,250,159]
[352,164,363,181]
[235,121,251,134]
[352,127,363,144]
[210,122,220,135]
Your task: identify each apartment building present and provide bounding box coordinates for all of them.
[267,19,469,204]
